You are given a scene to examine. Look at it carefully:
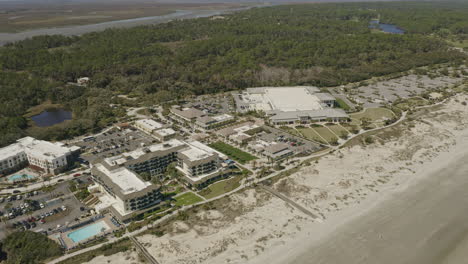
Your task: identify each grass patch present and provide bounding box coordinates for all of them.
[297,128,327,144]
[174,192,203,207]
[350,108,395,122]
[335,98,351,111]
[198,176,242,199]
[325,124,349,138]
[394,97,429,111]
[57,238,132,264]
[279,126,302,137]
[311,126,338,143]
[209,141,257,164]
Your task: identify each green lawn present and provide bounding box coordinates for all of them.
[297,128,327,144]
[198,176,242,199]
[174,192,203,207]
[349,108,395,122]
[311,126,338,143]
[209,141,257,164]
[394,97,429,111]
[335,98,351,111]
[325,124,349,138]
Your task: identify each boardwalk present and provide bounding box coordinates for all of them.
[130,236,159,264]
[259,184,321,221]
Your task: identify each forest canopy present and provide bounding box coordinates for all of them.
[0,1,467,147]
[0,231,63,264]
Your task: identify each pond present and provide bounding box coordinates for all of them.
[31,109,72,127]
[369,20,405,34]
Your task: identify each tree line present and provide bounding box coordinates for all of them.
[0,2,467,147]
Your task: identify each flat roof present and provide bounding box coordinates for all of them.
[179,143,214,162]
[271,108,348,121]
[155,128,176,137]
[103,139,185,166]
[0,143,24,160]
[265,143,290,154]
[265,87,323,112]
[134,119,163,130]
[171,107,205,119]
[188,140,227,160]
[315,93,336,101]
[196,116,215,124]
[95,164,151,195]
[0,137,74,161]
[212,114,234,122]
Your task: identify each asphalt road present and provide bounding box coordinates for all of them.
[287,150,468,264]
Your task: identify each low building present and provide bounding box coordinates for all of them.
[171,107,234,130]
[195,114,235,129]
[0,137,79,176]
[264,143,294,161]
[133,119,163,135]
[153,128,177,142]
[216,122,260,138]
[235,86,349,125]
[270,109,349,125]
[170,107,205,123]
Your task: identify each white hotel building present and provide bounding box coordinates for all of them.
[0,137,80,176]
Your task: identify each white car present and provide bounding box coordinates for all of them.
[40,203,45,209]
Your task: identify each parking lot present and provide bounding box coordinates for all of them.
[75,127,155,163]
[0,176,91,240]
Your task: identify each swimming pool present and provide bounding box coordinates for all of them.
[67,221,110,243]
[6,173,35,182]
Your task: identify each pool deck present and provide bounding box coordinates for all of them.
[50,215,120,249]
[1,168,41,183]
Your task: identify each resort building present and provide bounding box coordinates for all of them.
[90,139,232,220]
[176,141,230,188]
[234,86,349,125]
[195,114,235,129]
[170,106,235,130]
[101,139,186,179]
[263,143,294,161]
[133,119,164,135]
[216,122,262,144]
[170,107,205,123]
[90,164,162,221]
[0,137,80,176]
[153,128,177,142]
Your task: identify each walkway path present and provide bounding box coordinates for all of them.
[259,184,320,221]
[130,236,160,264]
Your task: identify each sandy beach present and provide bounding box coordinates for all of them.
[83,93,468,264]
